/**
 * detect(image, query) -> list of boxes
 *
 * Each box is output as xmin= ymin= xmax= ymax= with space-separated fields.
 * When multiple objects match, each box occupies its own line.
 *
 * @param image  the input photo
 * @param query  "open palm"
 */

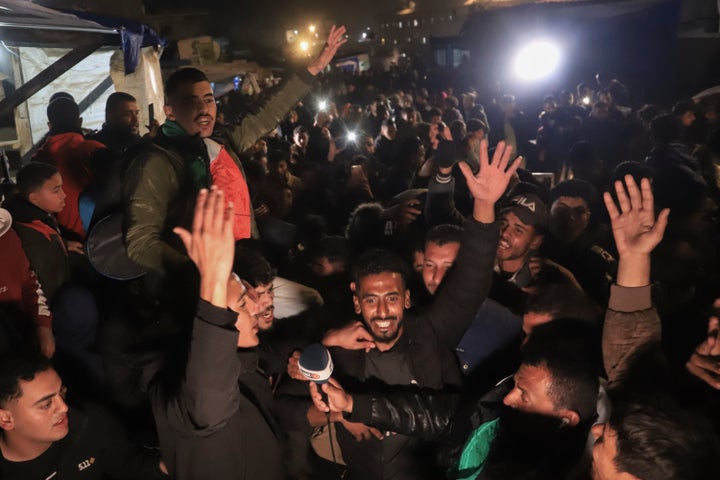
xmin=459 ymin=139 xmax=520 ymax=205
xmin=603 ymin=175 xmax=669 ymax=257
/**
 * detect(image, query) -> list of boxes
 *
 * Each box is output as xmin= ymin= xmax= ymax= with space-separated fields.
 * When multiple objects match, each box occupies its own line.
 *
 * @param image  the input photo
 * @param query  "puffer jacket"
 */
xmin=122 ymin=70 xmax=315 ymax=275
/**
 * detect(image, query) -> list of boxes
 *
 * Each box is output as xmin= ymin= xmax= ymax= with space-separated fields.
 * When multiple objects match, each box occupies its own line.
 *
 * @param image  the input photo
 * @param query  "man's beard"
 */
xmin=367 ymin=316 xmax=402 ymax=344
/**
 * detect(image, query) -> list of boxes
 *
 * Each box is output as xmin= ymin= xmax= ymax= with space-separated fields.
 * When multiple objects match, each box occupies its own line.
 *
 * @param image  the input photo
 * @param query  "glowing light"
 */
xmin=299 ymin=41 xmax=309 ymax=52
xmin=318 ymin=100 xmax=327 ymax=111
xmin=309 ymin=24 xmax=316 ymax=33
xmin=514 ymin=41 xmax=561 ymax=81
xmin=582 ymin=96 xmax=591 ymax=105
xmin=347 ymin=131 xmax=358 ymax=143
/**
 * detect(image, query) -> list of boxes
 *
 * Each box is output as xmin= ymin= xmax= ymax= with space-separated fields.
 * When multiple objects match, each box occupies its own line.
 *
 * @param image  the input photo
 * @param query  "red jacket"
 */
xmin=0 ymin=228 xmax=52 ymax=328
xmin=33 ymin=131 xmax=105 ymax=240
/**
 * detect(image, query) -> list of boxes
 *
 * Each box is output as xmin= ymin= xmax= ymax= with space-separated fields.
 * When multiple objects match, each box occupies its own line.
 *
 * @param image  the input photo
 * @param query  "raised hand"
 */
xmin=307 ymin=25 xmax=348 ymax=76
xmin=458 ymin=139 xmax=520 ymax=223
xmin=459 ymin=140 xmax=520 ymax=204
xmin=604 ymin=176 xmax=669 ymax=258
xmin=173 ymin=187 xmax=235 ymax=307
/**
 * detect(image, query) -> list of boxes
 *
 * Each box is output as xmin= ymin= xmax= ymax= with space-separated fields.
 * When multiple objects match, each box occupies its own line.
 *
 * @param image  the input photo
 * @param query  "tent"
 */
xmin=0 ymin=0 xmax=165 ymax=157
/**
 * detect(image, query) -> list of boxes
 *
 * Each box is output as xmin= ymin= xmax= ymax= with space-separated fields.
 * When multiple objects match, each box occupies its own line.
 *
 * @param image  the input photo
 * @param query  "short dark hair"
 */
xmin=613 ymin=161 xmax=653 ymax=185
xmin=525 ymin=281 xmax=602 ymax=325
xmin=164 ymin=67 xmax=209 ymax=101
xmin=234 ymin=242 xmax=276 ymax=288
xmin=16 ymin=162 xmax=59 ymax=199
xmin=650 ymin=114 xmax=680 ymax=143
xmin=521 ymin=320 xmax=601 ymax=422
xmin=351 ymin=248 xmax=408 ymax=289
xmin=47 ymin=97 xmax=80 ymax=131
xmin=610 ymin=401 xmax=720 ymax=480
xmin=308 ymin=235 xmax=351 ymax=264
xmin=671 ymin=99 xmax=695 ymax=117
xmin=293 ymin=125 xmax=308 ymax=136
xmin=105 ymin=91 xmax=137 ymax=115
xmin=428 ymin=107 xmax=442 ymax=118
xmin=549 ymin=179 xmax=597 ymax=210
xmin=425 ymin=224 xmax=463 ymax=249
xmin=0 ymin=354 xmax=52 ymax=407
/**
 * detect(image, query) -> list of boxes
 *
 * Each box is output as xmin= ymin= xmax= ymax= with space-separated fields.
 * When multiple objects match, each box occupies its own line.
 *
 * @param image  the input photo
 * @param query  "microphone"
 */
xmin=298 ymin=343 xmax=334 ymax=407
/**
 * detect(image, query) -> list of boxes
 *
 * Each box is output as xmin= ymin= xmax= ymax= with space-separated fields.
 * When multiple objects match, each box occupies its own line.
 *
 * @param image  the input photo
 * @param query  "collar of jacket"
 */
xmin=4 ymin=196 xmax=59 ymax=231
xmin=157 ymin=121 xmax=211 ymax=189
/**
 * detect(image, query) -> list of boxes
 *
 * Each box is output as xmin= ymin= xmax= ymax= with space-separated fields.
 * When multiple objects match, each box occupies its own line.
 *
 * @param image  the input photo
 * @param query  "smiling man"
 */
xmin=310 ymin=140 xmax=520 ymax=480
xmin=495 ymin=192 xmax=548 ymax=288
xmin=0 ymin=354 xmax=168 ymax=479
xmin=122 ymin=26 xmax=347 ymax=277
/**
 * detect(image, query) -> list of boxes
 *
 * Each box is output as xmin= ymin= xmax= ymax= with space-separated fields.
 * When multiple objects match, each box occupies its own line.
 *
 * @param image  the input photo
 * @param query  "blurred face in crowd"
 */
xmin=164 ymin=80 xmax=216 ymax=137
xmin=254 ymin=139 xmax=268 ymax=155
xmin=361 ymin=135 xmax=375 ymax=156
xmin=311 ymin=256 xmax=346 ymax=277
xmin=679 ymin=110 xmax=696 ymax=127
xmin=274 ymin=159 xmax=289 ymax=179
xmin=590 ymin=423 xmax=637 ymax=480
xmin=294 ymin=130 xmax=309 ymax=149
xmin=497 ymin=212 xmax=543 ymax=271
xmin=227 ymin=275 xmax=260 ymax=347
xmin=381 ymin=123 xmax=397 ymax=141
xmin=108 ymin=100 xmax=140 ymax=135
xmin=0 ymin=369 xmax=69 ymax=448
xmin=503 ymin=363 xmax=579 ymax=426
xmin=28 ymin=173 xmax=66 ymax=214
xmin=412 ymin=250 xmax=424 ymax=273
xmin=352 ymin=272 xmax=411 ymax=349
xmin=422 ymin=241 xmax=460 ymax=295
xmin=550 ymin=196 xmax=591 ymax=242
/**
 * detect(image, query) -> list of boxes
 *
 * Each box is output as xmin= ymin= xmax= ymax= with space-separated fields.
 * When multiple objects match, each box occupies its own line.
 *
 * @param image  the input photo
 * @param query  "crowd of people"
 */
xmin=1 ymin=23 xmax=720 ymax=480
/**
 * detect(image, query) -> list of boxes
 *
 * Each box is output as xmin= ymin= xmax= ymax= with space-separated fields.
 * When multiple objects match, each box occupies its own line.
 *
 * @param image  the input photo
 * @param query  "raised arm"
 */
xmin=602 ymin=175 xmax=669 ymax=387
xmin=423 ymin=140 xmax=520 ymax=348
xmin=229 ymin=26 xmax=347 ymax=152
xmin=162 ymin=188 xmax=243 ymax=432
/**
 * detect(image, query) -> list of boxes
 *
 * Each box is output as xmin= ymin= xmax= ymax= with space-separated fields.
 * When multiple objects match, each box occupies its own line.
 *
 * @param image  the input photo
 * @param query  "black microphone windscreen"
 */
xmin=298 ymin=343 xmax=334 ymax=384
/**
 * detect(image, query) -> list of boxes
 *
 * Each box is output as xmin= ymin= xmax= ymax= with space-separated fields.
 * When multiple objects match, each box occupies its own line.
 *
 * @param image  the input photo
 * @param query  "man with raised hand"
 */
xmin=305 ymin=140 xmax=520 ymax=480
xmin=146 ymin=187 xmax=286 ymax=480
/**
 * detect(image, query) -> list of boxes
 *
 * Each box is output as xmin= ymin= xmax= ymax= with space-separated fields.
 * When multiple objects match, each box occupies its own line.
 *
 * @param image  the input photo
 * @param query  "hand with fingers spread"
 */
xmin=604 ymin=176 xmax=669 ymax=258
xmin=458 ymin=139 xmax=521 ymax=223
xmin=686 ymin=299 xmax=720 ymax=390
xmin=173 ymin=187 xmax=235 ymax=307
xmin=603 ymin=176 xmax=669 ymax=287
xmin=307 ymin=25 xmax=348 ymax=76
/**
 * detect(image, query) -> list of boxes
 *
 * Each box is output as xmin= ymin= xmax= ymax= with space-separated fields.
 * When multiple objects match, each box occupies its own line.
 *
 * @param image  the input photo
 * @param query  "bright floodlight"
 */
xmin=299 ymin=41 xmax=309 ymax=52
xmin=309 ymin=24 xmax=316 ymax=33
xmin=514 ymin=41 xmax=560 ymax=81
xmin=318 ymin=100 xmax=327 ymax=111
xmin=347 ymin=131 xmax=357 ymax=143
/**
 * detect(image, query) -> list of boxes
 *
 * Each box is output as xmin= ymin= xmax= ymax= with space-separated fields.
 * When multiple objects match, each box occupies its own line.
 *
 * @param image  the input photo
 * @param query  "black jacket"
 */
xmin=328 ymin=217 xmax=500 ymax=480
xmin=147 ymin=301 xmax=283 ymax=480
xmin=5 ymin=196 xmax=69 ymax=304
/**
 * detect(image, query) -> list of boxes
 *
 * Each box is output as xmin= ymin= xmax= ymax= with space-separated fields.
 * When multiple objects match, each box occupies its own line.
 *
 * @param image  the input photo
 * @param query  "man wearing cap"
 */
xmin=495 ymin=192 xmax=549 ymax=288
xmin=540 ymin=179 xmax=616 ymax=306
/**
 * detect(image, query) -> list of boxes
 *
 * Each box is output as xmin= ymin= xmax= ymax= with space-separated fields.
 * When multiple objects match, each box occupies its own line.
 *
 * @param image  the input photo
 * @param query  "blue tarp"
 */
xmin=59 ymin=10 xmax=167 ymax=75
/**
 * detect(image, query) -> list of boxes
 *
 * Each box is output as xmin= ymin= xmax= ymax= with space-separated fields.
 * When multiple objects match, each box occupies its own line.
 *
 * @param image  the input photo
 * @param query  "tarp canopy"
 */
xmin=0 ymin=0 xmax=118 ymax=46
